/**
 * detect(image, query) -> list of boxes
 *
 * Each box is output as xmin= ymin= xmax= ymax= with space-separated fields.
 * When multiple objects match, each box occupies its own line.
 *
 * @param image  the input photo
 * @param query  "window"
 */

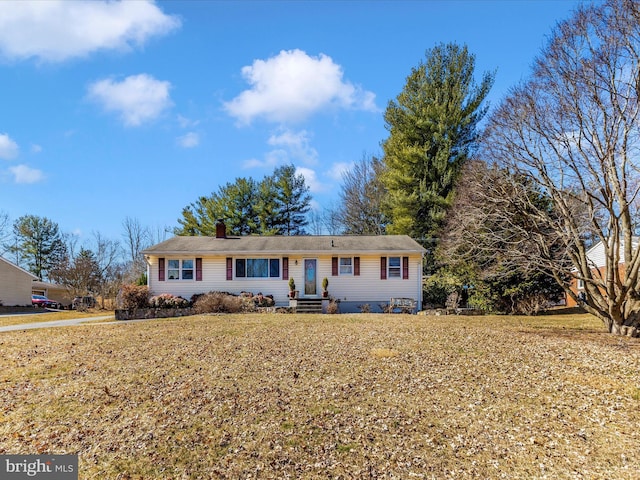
xmin=388 ymin=256 xmax=401 ymax=278
xmin=577 ymin=279 xmax=585 ymax=289
xmin=247 ymin=259 xmax=268 ymax=278
xmin=167 ymin=259 xmax=194 ymax=280
xmin=339 ymin=257 xmax=353 ymax=275
xmin=235 ymin=258 xmax=280 ymax=278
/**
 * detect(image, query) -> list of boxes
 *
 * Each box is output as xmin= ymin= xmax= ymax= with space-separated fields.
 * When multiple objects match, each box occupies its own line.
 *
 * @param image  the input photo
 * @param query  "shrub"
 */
xmin=423 ymin=271 xmax=462 ymax=309
xmin=193 ymin=292 xmax=245 ymax=314
xmin=358 ymin=303 xmax=371 ymax=313
xmin=326 ymin=300 xmax=340 ymax=314
xmin=119 ymin=284 xmax=150 ymax=310
xmin=135 ymin=272 xmax=148 ymax=286
xmin=149 ymin=293 xmax=189 ymax=309
xmin=253 ymin=292 xmax=275 ymax=308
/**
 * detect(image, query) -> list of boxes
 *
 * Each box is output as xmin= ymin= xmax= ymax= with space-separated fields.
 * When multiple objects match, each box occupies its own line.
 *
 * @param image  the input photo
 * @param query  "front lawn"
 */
xmin=0 ymin=313 xmax=638 ymax=478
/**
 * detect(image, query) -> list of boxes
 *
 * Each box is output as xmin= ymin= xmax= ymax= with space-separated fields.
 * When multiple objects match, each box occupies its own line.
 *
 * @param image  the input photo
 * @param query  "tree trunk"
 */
xmin=586 ymin=304 xmax=640 ymax=337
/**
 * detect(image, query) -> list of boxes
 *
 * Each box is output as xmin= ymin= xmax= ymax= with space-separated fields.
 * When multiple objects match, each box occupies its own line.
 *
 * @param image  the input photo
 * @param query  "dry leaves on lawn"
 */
xmin=0 ymin=313 xmax=638 ymax=479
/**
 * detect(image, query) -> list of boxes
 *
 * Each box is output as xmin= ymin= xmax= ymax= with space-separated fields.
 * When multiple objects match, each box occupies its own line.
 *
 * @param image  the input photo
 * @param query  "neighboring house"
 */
xmin=142 ymin=222 xmax=426 ymax=312
xmin=0 ymin=256 xmax=37 ymax=306
xmin=567 ymin=238 xmax=638 ymax=307
xmin=32 ymin=280 xmax=74 ymax=308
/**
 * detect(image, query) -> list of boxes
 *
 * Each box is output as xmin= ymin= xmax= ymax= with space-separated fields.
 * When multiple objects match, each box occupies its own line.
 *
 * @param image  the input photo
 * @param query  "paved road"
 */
xmin=0 ymin=315 xmax=115 ymax=333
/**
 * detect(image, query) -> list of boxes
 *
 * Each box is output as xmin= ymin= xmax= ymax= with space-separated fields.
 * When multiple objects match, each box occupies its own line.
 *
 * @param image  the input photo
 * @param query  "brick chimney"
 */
xmin=215 ymin=219 xmax=226 ymax=239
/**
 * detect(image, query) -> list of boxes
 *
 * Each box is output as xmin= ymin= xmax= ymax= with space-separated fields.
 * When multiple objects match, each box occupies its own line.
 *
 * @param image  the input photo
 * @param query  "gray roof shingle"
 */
xmin=143 ymin=235 xmax=426 ymax=256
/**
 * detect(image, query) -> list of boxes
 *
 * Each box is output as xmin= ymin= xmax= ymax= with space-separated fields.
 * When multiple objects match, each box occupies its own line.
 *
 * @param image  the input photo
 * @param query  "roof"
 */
xmin=32 ymin=280 xmax=68 ymax=291
xmin=143 ymin=235 xmax=426 ymax=256
xmin=0 ymin=256 xmax=38 ymax=279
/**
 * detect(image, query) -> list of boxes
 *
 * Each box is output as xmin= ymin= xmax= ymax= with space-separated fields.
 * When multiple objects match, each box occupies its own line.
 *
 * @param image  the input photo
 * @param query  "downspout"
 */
xmin=418 ymin=253 xmax=424 ymax=311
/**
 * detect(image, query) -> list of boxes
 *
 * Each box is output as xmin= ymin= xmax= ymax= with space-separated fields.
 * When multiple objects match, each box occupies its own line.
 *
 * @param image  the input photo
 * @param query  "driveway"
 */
xmin=0 ymin=315 xmax=115 ymax=333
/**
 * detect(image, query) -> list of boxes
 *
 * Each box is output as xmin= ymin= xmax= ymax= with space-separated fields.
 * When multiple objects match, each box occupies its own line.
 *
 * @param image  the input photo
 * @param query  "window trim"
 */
xmin=166 ymin=258 xmax=195 ymax=281
xmin=338 ymin=257 xmax=353 ymax=276
xmin=234 ymin=257 xmax=281 ymax=279
xmin=387 ymin=256 xmax=402 ymax=279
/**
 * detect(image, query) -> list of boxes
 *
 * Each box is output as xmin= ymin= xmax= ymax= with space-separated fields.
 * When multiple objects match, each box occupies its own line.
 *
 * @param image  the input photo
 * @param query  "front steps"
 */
xmin=290 ymin=298 xmax=323 ymax=314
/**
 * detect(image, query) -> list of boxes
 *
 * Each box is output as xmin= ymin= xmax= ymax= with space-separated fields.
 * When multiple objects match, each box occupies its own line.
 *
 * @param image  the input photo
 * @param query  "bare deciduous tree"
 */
xmin=338 ymin=154 xmax=388 ymax=235
xmin=122 ymin=217 xmax=150 ymax=264
xmin=122 ymin=216 xmax=151 ymax=282
xmin=93 ymin=231 xmax=122 ymax=308
xmin=0 ymin=210 xmax=10 ymax=256
xmin=49 ymin=247 xmax=101 ymax=299
xmin=481 ymin=0 xmax=640 ymax=335
xmin=440 ymin=161 xmax=567 ymax=314
xmin=307 ymin=210 xmax=325 ymax=235
xmin=321 ymin=203 xmax=344 ymax=235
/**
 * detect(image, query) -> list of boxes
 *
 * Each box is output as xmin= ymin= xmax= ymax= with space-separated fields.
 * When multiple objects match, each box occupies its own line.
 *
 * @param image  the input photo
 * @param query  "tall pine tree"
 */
xmin=269 ymin=165 xmax=311 ymax=236
xmin=382 ymin=43 xmax=494 ymax=256
xmin=176 ymin=165 xmax=311 ymax=236
xmin=11 ymin=215 xmax=67 ymax=281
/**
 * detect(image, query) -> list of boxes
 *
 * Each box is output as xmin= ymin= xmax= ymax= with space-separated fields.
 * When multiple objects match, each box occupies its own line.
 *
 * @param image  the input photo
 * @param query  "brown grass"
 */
xmin=0 ymin=313 xmax=638 ymax=479
xmin=0 ymin=310 xmax=114 ymax=327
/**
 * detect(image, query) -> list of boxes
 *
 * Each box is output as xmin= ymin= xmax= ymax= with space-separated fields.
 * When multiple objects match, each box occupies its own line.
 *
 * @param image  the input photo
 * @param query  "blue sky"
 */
xmin=0 ymin=0 xmax=592 ymax=245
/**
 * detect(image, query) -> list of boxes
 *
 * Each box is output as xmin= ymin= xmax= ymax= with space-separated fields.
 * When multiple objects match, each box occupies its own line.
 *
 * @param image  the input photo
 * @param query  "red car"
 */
xmin=32 ymin=294 xmax=60 ymax=309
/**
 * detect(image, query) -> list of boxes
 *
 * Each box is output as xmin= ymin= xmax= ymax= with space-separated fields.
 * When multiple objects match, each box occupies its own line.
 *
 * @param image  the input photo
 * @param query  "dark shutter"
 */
xmin=354 ymin=257 xmax=360 ymax=276
xmin=332 ymin=257 xmax=338 ymax=276
xmin=402 ymin=256 xmax=409 ymax=279
xmin=380 ymin=257 xmax=387 ymax=280
xmin=226 ymin=257 xmax=233 ymax=280
xmin=158 ymin=257 xmax=165 ymax=282
xmin=270 ymin=259 xmax=280 ymax=278
xmin=196 ymin=258 xmax=202 ymax=281
xmin=282 ymin=257 xmax=289 ymax=280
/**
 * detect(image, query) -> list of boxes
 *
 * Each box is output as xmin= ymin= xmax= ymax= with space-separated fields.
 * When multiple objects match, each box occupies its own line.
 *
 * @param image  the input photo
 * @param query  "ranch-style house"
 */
xmin=142 ymin=221 xmax=426 ymax=313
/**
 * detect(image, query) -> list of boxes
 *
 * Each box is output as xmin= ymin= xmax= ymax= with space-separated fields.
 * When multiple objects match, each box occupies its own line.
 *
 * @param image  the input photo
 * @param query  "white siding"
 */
xmin=148 ymin=253 xmax=423 ymax=307
xmin=0 ymin=259 xmax=35 ymax=306
xmin=585 ymin=242 xmax=607 ymax=269
xmin=321 ymin=254 xmax=422 ymax=304
xmin=585 ymin=239 xmax=638 ymax=269
xmin=148 ymin=256 xmax=292 ymax=304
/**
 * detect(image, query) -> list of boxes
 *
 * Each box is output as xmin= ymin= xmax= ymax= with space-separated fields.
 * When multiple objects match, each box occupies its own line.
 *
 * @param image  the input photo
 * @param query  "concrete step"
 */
xmin=291 ymin=298 xmax=323 ymax=314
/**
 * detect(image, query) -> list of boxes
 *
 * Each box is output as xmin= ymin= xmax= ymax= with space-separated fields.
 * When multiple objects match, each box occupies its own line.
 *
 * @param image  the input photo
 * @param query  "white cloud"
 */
xmin=242 ymin=158 xmax=264 ymax=169
xmin=9 ymin=164 xmax=44 ymax=184
xmin=224 ymin=49 xmax=377 ymax=125
xmin=267 ymin=129 xmax=318 ymax=165
xmin=177 ymin=132 xmax=199 ymax=148
xmin=296 ymin=166 xmax=326 ymax=194
xmin=242 ymin=128 xmax=320 ymax=169
xmin=31 ymin=144 xmax=42 ymax=153
xmin=326 ymin=162 xmax=352 ymax=181
xmin=0 ymin=0 xmax=180 ymax=63
xmin=177 ymin=114 xmax=199 ymax=129
xmin=0 ymin=133 xmax=19 ymax=159
xmin=87 ymin=74 xmax=172 ymax=126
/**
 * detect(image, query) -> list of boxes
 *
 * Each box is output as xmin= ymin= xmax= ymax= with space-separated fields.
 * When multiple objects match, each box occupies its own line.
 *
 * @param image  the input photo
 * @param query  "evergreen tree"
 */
xmin=269 ymin=164 xmax=311 ymax=235
xmin=10 ymin=215 xmax=67 ymax=281
xmin=382 ymin=43 xmax=494 ymax=250
xmin=177 ymin=177 xmax=260 ymax=236
xmin=176 ymin=165 xmax=311 ymax=236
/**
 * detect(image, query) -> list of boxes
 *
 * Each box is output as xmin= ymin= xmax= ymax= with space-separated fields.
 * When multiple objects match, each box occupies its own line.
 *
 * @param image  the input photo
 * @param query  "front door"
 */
xmin=304 ymin=259 xmax=317 ymax=296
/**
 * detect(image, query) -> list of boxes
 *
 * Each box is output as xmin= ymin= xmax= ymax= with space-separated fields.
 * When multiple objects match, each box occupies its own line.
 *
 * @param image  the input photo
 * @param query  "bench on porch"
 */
xmin=387 ymin=297 xmax=417 ymax=314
